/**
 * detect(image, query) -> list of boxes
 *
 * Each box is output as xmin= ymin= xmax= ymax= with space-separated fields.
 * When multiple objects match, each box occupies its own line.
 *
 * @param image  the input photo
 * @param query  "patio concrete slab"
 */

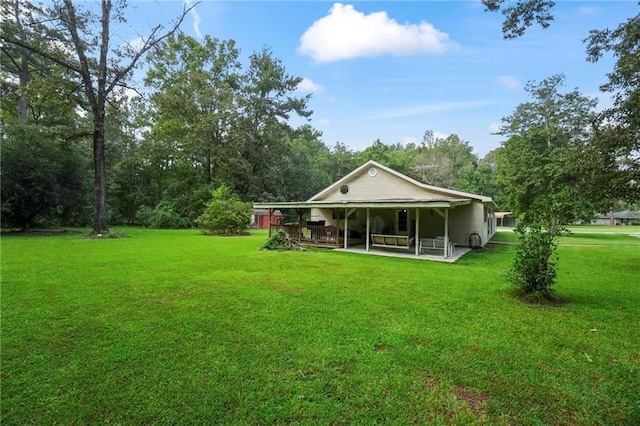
xmin=334 ymin=245 xmax=471 ymax=263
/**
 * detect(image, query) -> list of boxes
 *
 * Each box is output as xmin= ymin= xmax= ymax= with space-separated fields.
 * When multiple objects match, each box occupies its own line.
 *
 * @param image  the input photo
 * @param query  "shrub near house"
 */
xmin=195 ymin=185 xmax=252 ymax=235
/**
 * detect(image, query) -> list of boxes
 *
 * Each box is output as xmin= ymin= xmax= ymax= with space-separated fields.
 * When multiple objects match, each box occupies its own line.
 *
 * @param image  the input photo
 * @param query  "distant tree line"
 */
xmin=1 ymin=0 xmax=637 ymax=232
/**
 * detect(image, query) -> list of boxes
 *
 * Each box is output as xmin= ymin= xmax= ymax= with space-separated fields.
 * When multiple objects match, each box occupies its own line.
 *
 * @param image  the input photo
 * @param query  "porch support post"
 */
xmin=344 ymin=208 xmax=348 ymax=249
xmin=366 ymin=208 xmax=371 ymax=252
xmin=415 ymin=208 xmax=420 ymax=256
xmin=297 ymin=209 xmax=304 ymax=242
xmin=336 ymin=210 xmax=340 ymax=246
xmin=268 ymin=208 xmax=273 ymax=237
xmin=444 ymin=209 xmax=449 ymax=258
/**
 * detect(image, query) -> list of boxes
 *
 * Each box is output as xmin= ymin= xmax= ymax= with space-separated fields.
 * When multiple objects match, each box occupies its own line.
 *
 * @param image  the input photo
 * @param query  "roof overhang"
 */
xmin=254 ymin=199 xmax=473 ymax=210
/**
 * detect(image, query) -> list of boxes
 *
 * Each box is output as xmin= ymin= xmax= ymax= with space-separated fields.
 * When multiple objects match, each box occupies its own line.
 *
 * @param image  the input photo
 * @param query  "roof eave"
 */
xmin=254 ymin=199 xmax=473 ymax=210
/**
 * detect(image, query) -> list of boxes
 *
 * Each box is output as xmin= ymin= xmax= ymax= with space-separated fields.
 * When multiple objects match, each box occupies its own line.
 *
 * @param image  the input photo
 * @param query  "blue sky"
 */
xmin=123 ymin=1 xmax=638 ymax=157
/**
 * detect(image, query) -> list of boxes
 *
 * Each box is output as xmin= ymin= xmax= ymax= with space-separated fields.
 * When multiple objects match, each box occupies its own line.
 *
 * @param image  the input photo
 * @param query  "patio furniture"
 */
xmin=371 ymin=234 xmax=413 ymax=249
xmin=419 ymin=237 xmax=456 ymax=257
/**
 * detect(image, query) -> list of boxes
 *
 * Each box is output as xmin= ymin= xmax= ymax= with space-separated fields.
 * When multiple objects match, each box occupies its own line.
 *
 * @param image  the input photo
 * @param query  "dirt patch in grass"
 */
xmin=85 ymin=232 xmax=128 ymax=239
xmin=454 ymin=385 xmax=490 ymax=416
xmin=373 ymin=344 xmax=389 ymax=352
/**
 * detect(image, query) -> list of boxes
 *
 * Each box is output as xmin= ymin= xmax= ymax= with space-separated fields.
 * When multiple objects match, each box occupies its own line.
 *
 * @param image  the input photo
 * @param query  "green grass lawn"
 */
xmin=2 ymin=228 xmax=639 ymax=424
xmin=492 ymin=226 xmax=640 ymax=246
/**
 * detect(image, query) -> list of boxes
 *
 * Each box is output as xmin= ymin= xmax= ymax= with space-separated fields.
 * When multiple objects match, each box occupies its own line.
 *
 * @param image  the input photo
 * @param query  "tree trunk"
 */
xmin=92 ymin=108 xmax=109 ymax=234
xmin=16 ymin=0 xmax=29 ymax=125
xmin=609 ymin=206 xmax=615 ymax=227
xmin=18 ymin=51 xmax=29 ymax=124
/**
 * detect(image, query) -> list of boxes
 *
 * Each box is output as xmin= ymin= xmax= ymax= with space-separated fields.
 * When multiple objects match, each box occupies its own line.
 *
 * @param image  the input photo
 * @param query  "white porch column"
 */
xmin=415 ymin=208 xmax=420 ymax=256
xmin=366 ymin=208 xmax=371 ymax=251
xmin=344 ymin=208 xmax=348 ymax=249
xmin=444 ymin=209 xmax=449 ymax=258
xmin=336 ymin=211 xmax=340 ymax=247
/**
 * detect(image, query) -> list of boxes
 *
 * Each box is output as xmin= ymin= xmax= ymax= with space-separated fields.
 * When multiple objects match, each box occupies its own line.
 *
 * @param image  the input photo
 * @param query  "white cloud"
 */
xmin=578 ymin=6 xmax=599 ymax=16
xmin=373 ymin=101 xmax=490 ymax=119
xmin=297 ymin=78 xmax=324 ymax=92
xmin=124 ymin=88 xmax=141 ymax=100
xmin=126 ymin=36 xmax=145 ymax=53
xmin=185 ymin=0 xmax=203 ymax=39
xmin=318 ymin=118 xmax=331 ymax=127
xmin=433 ymin=131 xmax=450 ymax=140
xmin=401 ymin=136 xmax=418 ymax=145
xmin=488 ymin=123 xmax=502 ymax=134
xmin=496 ymin=75 xmax=520 ymax=90
xmin=298 ymin=3 xmax=455 ymax=63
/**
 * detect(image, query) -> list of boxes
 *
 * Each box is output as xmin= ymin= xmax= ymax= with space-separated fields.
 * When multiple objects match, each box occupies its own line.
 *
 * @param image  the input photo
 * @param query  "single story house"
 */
xmin=593 ymin=210 xmax=640 ymax=226
xmin=495 ymin=212 xmax=516 ymax=227
xmin=253 ymin=160 xmax=498 ymax=261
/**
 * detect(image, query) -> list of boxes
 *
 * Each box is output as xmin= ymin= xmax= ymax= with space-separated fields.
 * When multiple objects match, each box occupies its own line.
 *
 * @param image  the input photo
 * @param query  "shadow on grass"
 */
xmin=1 ymin=229 xmax=82 ymax=237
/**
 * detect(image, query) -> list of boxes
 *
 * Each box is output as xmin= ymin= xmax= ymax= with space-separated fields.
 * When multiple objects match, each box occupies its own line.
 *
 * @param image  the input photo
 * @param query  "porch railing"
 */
xmin=271 ymin=224 xmax=339 ymax=246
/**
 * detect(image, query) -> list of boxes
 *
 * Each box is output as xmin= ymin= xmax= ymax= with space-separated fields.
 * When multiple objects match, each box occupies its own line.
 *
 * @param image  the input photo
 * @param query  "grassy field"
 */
xmin=2 ymin=228 xmax=639 ymax=424
xmin=493 ymin=225 xmax=640 ymax=246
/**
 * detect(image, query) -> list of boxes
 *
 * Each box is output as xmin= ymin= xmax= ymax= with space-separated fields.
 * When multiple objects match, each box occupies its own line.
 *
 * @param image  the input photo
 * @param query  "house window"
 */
xmin=340 ymin=185 xmax=349 ymax=194
xmin=397 ymin=209 xmax=408 ymax=233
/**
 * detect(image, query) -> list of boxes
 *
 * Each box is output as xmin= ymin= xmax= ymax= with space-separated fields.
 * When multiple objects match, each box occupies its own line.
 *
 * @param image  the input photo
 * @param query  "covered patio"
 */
xmin=254 ymin=199 xmax=472 ymax=260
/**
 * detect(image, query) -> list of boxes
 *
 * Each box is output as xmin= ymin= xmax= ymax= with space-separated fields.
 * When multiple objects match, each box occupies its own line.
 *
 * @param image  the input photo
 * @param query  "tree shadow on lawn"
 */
xmin=1 ymin=229 xmax=82 ymax=237
xmin=511 ymin=291 xmax=570 ymax=307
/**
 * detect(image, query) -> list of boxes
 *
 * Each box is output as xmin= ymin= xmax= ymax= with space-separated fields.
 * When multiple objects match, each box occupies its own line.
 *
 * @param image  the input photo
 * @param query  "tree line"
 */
xmin=2 ymin=0 xmax=638 ymax=234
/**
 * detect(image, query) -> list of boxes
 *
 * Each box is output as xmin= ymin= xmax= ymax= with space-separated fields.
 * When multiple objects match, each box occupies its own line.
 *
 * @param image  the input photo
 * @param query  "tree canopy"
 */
xmin=484 ymin=0 xmax=639 ymax=206
xmin=495 ymin=75 xmax=598 ymax=228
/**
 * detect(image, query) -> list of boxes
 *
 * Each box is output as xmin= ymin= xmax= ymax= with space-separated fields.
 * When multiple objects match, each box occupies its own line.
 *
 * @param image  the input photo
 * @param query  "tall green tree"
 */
xmin=412 ymin=131 xmax=478 ymax=190
xmin=3 ymin=0 xmax=193 ymax=235
xmin=145 ymin=33 xmax=242 ymax=187
xmin=1 ymin=126 xmax=91 ymax=229
xmin=325 ymin=142 xmax=356 ymax=182
xmin=483 ymin=0 xmax=640 ymax=205
xmin=1 ymin=0 xmax=66 ymax=126
xmin=491 ymin=74 xmax=597 ymax=301
xmin=354 ymin=139 xmax=415 ymax=176
xmin=496 ymin=74 xmax=597 ymax=229
xmin=482 ymin=0 xmax=555 ymax=39
xmin=584 ymin=12 xmax=640 ymax=204
xmin=280 ymin=125 xmax=332 ymax=200
xmin=105 ymin=95 xmax=152 ymax=224
xmin=232 ymin=47 xmax=312 ymax=201
xmin=1 ymin=0 xmax=86 ymax=133
xmin=1 ymin=0 xmax=92 ymax=228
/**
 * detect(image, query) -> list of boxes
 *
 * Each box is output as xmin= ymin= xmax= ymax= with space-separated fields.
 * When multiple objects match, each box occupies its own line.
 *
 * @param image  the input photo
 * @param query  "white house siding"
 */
xmin=449 ymin=202 xmax=489 ymax=247
xmin=310 ymin=209 xmax=331 ymax=223
xmin=317 ymin=167 xmax=450 ymax=202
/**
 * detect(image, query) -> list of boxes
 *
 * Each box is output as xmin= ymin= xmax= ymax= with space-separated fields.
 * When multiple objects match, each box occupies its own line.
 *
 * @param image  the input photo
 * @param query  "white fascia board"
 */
xmin=254 ymin=199 xmax=472 ymax=210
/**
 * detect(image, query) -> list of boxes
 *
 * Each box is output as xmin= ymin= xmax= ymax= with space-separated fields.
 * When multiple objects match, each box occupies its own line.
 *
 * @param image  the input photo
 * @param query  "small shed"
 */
xmin=252 ymin=209 xmax=283 ymax=229
xmin=495 ymin=212 xmax=516 ymax=227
